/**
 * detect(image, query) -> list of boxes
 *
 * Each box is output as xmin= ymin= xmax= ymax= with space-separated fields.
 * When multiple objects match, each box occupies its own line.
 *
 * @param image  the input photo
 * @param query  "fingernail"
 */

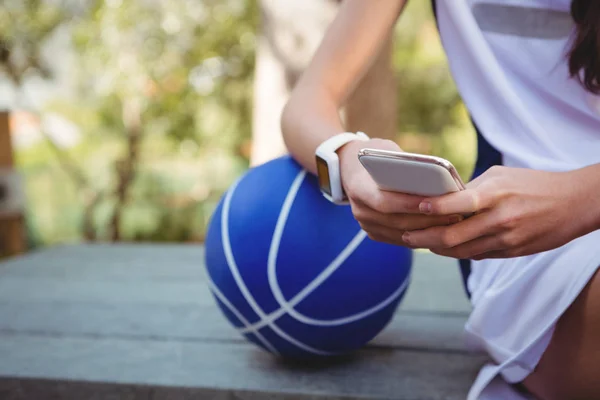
xmin=449 ymin=215 xmax=463 ymax=224
xmin=419 ymin=202 xmax=432 ymax=214
xmin=402 ymin=232 xmax=411 ymax=245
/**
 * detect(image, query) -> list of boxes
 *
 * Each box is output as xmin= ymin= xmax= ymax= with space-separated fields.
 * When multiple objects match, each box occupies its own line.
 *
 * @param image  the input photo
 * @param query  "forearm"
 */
xmin=280 ymin=0 xmax=407 ymax=175
xmin=571 ymin=163 xmax=600 ymax=233
xmin=281 ymin=88 xmax=345 ymax=175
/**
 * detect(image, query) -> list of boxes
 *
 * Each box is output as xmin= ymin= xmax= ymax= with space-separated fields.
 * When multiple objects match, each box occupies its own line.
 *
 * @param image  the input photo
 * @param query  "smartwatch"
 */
xmin=315 ymin=131 xmax=369 ymax=205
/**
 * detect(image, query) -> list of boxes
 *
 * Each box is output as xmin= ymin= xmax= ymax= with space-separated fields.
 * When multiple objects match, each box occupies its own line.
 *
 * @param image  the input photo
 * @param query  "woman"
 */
xmin=281 ymin=1 xmax=600 ymax=399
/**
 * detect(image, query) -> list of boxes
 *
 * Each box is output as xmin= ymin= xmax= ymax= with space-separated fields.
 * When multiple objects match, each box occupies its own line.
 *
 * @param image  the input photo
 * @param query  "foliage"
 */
xmin=3 ymin=0 xmax=475 ymax=247
xmin=0 ymin=0 xmax=69 ymax=85
xmin=6 ymin=0 xmax=258 ymax=245
xmin=393 ymin=0 xmax=476 ymax=179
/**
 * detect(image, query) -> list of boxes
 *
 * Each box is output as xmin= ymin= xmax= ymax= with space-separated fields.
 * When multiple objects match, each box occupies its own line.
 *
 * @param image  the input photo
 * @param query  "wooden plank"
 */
xmin=0 ymin=245 xmax=482 ymax=399
xmin=0 ymin=244 xmax=471 ymax=313
xmin=402 ymin=252 xmax=472 ymax=313
xmin=0 ymin=246 xmax=470 ymax=353
xmin=0 ymin=335 xmax=485 ymax=400
xmin=0 ymin=243 xmax=207 ymax=280
xmin=0 ymin=111 xmax=25 ymax=257
xmin=0 ymin=378 xmax=375 ymax=400
xmin=0 ymin=301 xmax=469 ymax=352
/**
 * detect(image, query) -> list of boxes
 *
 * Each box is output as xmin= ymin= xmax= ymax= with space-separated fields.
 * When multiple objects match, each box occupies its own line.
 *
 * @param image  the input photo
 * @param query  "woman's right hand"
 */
xmin=338 ymin=138 xmax=463 ymax=246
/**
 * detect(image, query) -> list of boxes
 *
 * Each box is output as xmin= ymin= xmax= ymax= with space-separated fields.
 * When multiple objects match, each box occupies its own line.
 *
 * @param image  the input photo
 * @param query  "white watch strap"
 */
xmin=356 ymin=131 xmax=368 ymax=140
xmin=315 ymin=131 xmax=369 ymax=154
xmin=315 ymin=131 xmax=369 ymax=205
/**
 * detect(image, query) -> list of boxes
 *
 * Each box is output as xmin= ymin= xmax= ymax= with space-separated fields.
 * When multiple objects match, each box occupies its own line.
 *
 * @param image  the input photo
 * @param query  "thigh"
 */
xmin=524 ymin=268 xmax=600 ymax=400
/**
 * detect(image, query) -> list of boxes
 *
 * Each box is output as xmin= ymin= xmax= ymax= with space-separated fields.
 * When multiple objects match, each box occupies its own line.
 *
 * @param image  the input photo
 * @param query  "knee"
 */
xmin=523 ymin=269 xmax=600 ymax=400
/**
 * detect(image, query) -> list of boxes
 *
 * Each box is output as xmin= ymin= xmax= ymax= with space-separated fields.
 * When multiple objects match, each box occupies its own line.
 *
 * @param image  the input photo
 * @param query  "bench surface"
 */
xmin=0 ymin=244 xmax=486 ymax=399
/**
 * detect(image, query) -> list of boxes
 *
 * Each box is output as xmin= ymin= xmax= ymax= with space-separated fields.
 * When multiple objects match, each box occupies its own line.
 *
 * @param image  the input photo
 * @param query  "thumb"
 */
xmin=418 ymin=188 xmax=489 ymax=215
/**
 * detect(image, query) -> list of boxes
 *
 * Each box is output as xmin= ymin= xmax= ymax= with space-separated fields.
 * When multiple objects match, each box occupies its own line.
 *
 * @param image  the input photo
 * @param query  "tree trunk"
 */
xmin=251 ymin=0 xmax=397 ymax=166
xmin=109 ymin=98 xmax=143 ymax=242
xmin=0 ymin=111 xmax=25 ymax=256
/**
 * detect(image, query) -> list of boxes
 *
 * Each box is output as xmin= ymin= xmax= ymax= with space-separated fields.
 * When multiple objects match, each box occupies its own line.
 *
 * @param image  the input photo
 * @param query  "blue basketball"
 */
xmin=204 ymin=156 xmax=412 ymax=358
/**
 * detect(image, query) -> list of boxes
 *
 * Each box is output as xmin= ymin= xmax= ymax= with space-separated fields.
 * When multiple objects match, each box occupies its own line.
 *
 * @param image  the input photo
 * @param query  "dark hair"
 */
xmin=569 ymin=0 xmax=600 ymax=94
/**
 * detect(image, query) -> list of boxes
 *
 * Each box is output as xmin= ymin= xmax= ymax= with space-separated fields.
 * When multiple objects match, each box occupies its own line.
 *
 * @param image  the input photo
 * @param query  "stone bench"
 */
xmin=0 ymin=244 xmax=486 ymax=399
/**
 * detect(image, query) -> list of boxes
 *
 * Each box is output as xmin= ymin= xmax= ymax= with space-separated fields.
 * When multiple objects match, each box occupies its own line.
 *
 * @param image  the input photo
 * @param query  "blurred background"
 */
xmin=0 ymin=0 xmax=476 ymax=256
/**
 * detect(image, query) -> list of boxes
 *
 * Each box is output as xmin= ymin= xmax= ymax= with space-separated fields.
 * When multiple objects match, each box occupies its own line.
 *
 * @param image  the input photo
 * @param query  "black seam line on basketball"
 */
xmin=0 ymin=328 xmax=476 ymax=356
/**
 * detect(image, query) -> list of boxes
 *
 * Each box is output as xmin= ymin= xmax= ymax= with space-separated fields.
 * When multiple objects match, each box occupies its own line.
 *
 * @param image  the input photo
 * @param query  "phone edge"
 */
xmin=357 ymin=148 xmax=466 ymax=191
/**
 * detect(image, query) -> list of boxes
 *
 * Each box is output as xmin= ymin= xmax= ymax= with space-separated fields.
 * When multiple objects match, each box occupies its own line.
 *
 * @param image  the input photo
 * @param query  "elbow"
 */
xmin=280 ymin=94 xmax=300 ymax=153
xmin=280 ymin=100 xmax=292 ymax=151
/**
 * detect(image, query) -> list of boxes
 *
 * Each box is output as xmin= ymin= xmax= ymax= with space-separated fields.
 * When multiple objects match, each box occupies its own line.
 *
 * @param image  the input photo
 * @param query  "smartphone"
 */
xmin=357 ymin=148 xmax=465 ymax=197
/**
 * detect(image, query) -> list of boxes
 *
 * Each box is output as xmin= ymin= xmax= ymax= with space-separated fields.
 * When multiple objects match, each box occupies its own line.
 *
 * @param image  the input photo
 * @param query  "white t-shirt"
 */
xmin=435 ymin=1 xmax=600 ymax=399
xmin=437 ymin=0 xmax=600 ymax=172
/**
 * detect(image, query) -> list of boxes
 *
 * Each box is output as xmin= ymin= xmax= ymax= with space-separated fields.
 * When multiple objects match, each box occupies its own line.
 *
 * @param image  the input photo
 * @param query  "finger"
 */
xmin=431 ymin=235 xmax=505 ymax=259
xmin=359 ymin=223 xmax=410 ymax=247
xmin=390 ymin=213 xmax=463 ymax=231
xmin=357 ymin=189 xmax=426 ymax=215
xmin=464 ymin=172 xmax=488 ymax=189
xmin=355 ymin=207 xmax=463 ymax=231
xmin=472 ymin=251 xmax=512 ymax=260
xmin=472 ymin=245 xmax=537 ymax=260
xmin=403 ymin=211 xmax=499 ymax=249
xmin=418 ymin=187 xmax=494 ymax=216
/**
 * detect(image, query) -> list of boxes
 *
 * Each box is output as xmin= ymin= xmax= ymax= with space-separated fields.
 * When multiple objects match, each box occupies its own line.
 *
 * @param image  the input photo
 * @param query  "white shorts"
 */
xmin=465 ymin=229 xmax=600 ymax=399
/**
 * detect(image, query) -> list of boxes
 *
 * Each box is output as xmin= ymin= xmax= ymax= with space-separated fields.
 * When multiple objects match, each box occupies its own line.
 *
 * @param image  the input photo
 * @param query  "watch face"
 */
xmin=316 ymin=155 xmax=332 ymax=196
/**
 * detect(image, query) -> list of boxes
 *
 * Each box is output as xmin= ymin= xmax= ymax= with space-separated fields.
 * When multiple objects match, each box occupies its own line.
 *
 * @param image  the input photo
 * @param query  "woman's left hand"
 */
xmin=400 ymin=165 xmax=600 ymax=260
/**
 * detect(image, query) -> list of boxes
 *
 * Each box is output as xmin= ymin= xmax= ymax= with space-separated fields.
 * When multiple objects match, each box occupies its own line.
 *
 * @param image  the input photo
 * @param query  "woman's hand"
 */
xmin=402 ymin=165 xmax=599 ymax=260
xmin=338 ymin=138 xmax=462 ymax=244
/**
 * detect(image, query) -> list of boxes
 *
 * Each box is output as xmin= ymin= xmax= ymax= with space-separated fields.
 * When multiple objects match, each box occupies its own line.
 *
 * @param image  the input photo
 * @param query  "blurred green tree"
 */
xmin=1 ymin=0 xmax=474 ymax=246
xmin=3 ymin=0 xmax=259 ymax=243
xmin=0 ymin=0 xmax=68 ymax=85
xmin=57 ymin=0 xmax=258 ymax=241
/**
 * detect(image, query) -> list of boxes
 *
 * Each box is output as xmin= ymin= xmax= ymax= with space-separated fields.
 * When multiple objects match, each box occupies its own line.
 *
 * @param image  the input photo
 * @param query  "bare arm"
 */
xmin=282 ymin=0 xmax=459 ymax=244
xmin=281 ymin=0 xmax=408 ymax=174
